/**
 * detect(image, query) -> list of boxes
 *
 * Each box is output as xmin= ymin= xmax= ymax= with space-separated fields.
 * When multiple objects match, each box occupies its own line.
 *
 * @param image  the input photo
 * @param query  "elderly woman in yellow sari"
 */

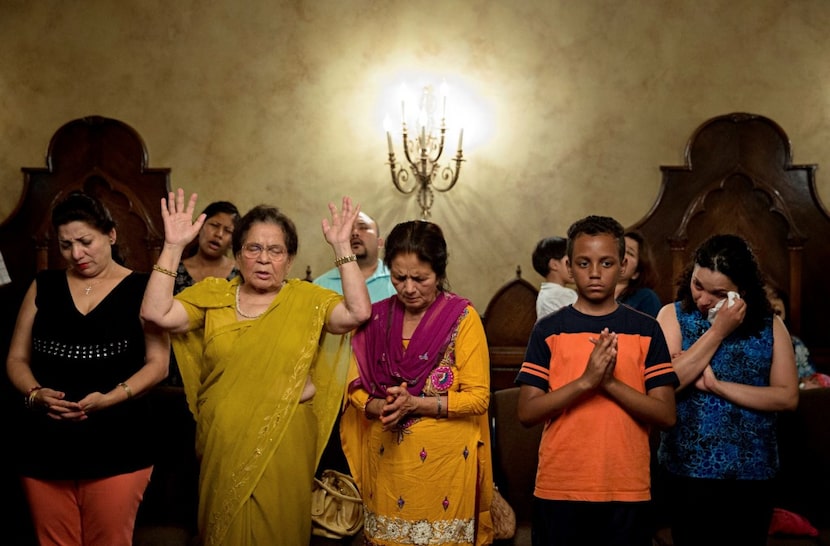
xmin=141 ymin=189 xmax=371 ymax=546
xmin=341 ymin=220 xmax=495 ymax=546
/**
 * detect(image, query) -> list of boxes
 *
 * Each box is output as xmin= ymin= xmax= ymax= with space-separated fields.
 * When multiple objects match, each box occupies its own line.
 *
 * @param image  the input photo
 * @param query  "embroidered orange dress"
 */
xmin=341 ymin=296 xmax=494 ymax=546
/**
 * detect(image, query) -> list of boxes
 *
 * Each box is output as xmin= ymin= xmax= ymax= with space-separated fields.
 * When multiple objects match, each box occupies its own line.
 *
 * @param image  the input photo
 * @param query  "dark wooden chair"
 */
xmin=490 ymin=386 xmax=543 ymax=546
xmin=482 ymin=266 xmax=538 ymax=391
xmin=0 ymin=116 xmax=198 ymax=546
xmin=629 ymin=112 xmax=830 ymax=370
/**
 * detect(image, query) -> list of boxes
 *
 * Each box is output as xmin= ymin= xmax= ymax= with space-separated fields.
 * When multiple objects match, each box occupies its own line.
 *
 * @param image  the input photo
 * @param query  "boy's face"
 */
xmin=567 ymin=233 xmax=622 ymax=303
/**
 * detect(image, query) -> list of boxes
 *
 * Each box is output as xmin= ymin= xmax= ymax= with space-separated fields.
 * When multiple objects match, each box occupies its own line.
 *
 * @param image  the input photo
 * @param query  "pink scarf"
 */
xmin=350 ymin=292 xmax=470 ymax=398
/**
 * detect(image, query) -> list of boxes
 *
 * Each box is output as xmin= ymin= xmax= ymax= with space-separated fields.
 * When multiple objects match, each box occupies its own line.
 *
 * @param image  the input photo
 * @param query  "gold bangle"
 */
xmin=25 ymin=386 xmax=42 ymax=409
xmin=117 ymin=382 xmax=133 ymax=399
xmin=334 ymin=254 xmax=357 ymax=267
xmin=152 ymin=264 xmax=178 ymax=278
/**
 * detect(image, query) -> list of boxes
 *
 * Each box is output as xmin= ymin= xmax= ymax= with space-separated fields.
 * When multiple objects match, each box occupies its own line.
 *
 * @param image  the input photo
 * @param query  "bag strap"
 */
xmin=315 ymin=470 xmax=361 ymax=501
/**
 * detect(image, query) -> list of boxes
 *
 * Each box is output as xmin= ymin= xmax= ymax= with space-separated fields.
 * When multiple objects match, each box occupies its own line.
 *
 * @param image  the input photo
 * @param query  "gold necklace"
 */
xmin=235 ymin=285 xmax=265 ymax=319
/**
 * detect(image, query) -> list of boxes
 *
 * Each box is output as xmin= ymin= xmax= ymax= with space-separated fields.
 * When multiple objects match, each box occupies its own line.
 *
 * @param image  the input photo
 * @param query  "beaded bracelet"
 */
xmin=334 ymin=254 xmax=357 ymax=267
xmin=117 ymin=382 xmax=133 ymax=399
xmin=152 ymin=264 xmax=178 ymax=278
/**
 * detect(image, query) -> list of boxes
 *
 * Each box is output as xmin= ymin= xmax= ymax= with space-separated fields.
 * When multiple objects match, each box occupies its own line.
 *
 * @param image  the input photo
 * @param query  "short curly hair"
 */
xmin=566 ymin=215 xmax=625 ymax=262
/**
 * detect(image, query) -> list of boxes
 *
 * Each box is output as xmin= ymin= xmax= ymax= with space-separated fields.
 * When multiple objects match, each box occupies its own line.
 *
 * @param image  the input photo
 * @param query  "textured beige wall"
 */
xmin=1 ymin=0 xmax=829 ymax=309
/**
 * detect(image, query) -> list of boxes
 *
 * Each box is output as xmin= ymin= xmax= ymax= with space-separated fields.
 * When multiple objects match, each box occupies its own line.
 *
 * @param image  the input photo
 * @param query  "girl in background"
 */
xmin=616 ymin=231 xmax=661 ymax=317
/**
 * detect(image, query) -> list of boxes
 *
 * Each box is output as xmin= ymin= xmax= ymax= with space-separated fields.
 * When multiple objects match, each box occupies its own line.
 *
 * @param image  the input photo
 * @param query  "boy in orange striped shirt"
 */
xmin=516 ymin=215 xmax=678 ymax=546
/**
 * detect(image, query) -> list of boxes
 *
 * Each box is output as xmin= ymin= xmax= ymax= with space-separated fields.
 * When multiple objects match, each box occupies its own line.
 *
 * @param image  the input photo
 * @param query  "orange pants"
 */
xmin=21 ymin=466 xmax=153 ymax=546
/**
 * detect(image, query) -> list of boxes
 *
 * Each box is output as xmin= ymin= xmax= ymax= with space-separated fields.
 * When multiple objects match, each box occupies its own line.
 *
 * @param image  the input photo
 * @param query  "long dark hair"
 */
xmin=51 ymin=190 xmax=124 ymax=265
xmin=618 ymin=230 xmax=658 ymax=301
xmin=676 ymin=234 xmax=772 ymax=337
xmin=383 ymin=220 xmax=450 ymax=292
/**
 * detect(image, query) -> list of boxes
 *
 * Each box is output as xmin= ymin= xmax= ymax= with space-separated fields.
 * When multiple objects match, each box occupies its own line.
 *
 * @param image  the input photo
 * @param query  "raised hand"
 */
xmin=321 ymin=196 xmax=361 ymax=248
xmin=160 ymin=188 xmax=206 ymax=250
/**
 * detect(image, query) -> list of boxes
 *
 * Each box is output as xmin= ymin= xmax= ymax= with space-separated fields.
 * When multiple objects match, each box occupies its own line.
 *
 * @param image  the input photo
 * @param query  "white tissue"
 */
xmin=707 ymin=291 xmax=740 ymax=323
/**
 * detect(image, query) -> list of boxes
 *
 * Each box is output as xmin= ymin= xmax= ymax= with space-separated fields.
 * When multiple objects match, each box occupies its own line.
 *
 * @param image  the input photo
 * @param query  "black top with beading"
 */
xmin=16 ymin=269 xmax=156 ymax=480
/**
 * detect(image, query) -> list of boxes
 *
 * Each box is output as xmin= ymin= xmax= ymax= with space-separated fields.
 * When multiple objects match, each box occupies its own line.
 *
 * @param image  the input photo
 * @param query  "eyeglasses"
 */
xmin=241 ymin=243 xmax=288 ymax=261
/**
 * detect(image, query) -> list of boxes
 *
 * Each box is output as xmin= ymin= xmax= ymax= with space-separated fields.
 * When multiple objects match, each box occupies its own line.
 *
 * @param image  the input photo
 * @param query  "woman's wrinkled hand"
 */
xmin=321 ymin=197 xmax=360 ymax=248
xmin=380 ymin=381 xmax=417 ymax=431
xmin=161 ymin=188 xmax=206 ymax=250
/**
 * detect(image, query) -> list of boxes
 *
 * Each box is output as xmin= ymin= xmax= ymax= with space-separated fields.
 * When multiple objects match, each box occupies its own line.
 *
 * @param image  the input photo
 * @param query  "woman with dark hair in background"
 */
xmin=174 ymin=200 xmax=240 ymax=294
xmin=6 ymin=190 xmax=169 ymax=545
xmin=341 ymin=220 xmax=494 ymax=545
xmin=616 ymin=230 xmax=662 ymax=317
xmin=656 ymin=234 xmax=798 ymax=546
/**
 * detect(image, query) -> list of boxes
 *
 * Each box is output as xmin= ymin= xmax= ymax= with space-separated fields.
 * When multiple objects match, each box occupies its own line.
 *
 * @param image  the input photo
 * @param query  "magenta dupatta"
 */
xmin=350 ymin=291 xmax=470 ymax=398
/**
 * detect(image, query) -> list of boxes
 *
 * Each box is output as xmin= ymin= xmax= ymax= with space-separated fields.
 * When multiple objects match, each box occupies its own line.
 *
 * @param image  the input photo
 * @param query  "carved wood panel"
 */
xmin=0 ymin=116 xmax=170 ymax=361
xmin=482 ymin=267 xmax=539 ymax=391
xmin=630 ymin=113 xmax=830 ymax=368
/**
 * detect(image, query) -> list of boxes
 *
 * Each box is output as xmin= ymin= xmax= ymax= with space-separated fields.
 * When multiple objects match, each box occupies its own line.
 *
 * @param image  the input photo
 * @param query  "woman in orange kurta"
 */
xmin=341 ymin=220 xmax=494 ymax=546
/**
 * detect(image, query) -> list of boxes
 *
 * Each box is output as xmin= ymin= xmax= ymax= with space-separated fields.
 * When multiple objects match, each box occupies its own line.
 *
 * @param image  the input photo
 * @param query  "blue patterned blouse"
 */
xmin=658 ymin=301 xmax=779 ymax=480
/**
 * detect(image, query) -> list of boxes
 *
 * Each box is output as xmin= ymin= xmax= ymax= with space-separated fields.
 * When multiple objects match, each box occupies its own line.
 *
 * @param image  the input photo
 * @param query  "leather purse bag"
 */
xmin=311 ymin=469 xmax=364 ymax=538
xmin=492 ymin=485 xmax=517 ymax=540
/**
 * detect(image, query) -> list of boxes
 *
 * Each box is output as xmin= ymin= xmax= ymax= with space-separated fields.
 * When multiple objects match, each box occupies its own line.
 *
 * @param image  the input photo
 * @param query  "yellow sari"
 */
xmin=173 ymin=277 xmax=349 ymax=546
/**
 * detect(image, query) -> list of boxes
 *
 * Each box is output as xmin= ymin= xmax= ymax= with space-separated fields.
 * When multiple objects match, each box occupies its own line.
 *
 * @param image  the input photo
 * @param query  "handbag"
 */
xmin=311 ymin=469 xmax=364 ymax=539
xmin=491 ymin=485 xmax=516 ymax=540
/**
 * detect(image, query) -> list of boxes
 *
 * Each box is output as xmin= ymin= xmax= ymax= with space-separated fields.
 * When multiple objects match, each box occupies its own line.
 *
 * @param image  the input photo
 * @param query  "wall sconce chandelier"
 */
xmin=385 ymin=83 xmax=464 ymax=220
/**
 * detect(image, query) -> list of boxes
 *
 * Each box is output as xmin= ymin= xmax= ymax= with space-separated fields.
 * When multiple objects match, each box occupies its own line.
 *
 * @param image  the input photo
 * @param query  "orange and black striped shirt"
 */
xmin=516 ymin=304 xmax=678 ymax=503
